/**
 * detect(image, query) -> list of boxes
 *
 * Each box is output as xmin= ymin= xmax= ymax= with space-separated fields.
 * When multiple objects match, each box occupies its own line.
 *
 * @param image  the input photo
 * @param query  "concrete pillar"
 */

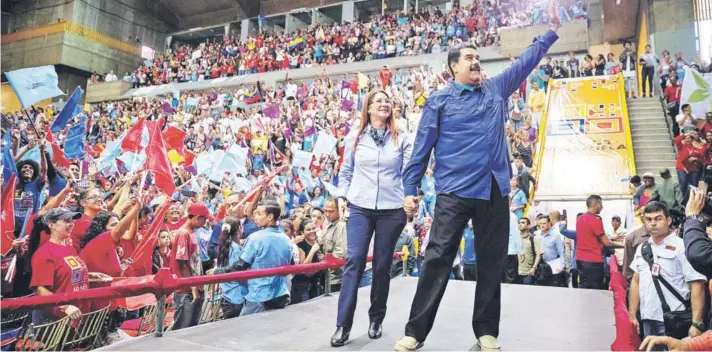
xmin=241 ymin=19 xmax=250 ymax=41
xmin=404 ymin=0 xmax=409 ymax=13
xmin=165 ymin=35 xmax=172 ymax=51
xmin=459 ymin=0 xmax=474 ymax=8
xmin=224 ymin=23 xmax=230 ymax=39
xmin=648 ymin=0 xmax=696 ymax=59
xmin=342 ymin=1 xmax=355 ymax=23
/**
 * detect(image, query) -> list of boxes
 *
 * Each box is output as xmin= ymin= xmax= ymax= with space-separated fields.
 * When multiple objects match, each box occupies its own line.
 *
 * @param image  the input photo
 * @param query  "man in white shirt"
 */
xmin=628 ymin=201 xmax=706 ymax=339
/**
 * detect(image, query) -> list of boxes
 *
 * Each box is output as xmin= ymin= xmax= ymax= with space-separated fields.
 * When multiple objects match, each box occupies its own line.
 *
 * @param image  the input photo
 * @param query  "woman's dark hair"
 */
xmin=26 ymin=215 xmax=50 ymax=267
xmin=80 ymin=211 xmax=118 ymax=249
xmin=298 ymin=218 xmax=313 ymax=235
xmin=16 ymin=160 xmax=39 ymax=183
xmin=217 ymin=216 xmax=242 ymax=267
xmin=139 ymin=205 xmax=153 ymax=220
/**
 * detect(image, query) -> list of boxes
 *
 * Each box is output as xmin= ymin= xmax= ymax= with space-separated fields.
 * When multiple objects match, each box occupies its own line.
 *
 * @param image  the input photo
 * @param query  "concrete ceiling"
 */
xmin=156 ymin=0 xmax=260 ymax=29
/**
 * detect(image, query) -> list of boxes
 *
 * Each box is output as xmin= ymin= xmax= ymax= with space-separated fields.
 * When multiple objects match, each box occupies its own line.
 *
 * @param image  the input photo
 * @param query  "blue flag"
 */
xmin=64 ymin=117 xmax=87 ymax=160
xmin=51 ymin=87 xmax=83 ymax=133
xmin=2 ymin=132 xmax=17 ymax=187
xmin=4 ymin=65 xmax=64 ymax=109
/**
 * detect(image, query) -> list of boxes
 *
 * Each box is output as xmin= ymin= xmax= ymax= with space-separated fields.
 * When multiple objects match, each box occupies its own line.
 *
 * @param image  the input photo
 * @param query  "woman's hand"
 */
xmin=293 ymin=235 xmax=305 ymax=245
xmin=63 ymin=305 xmax=82 ymax=320
xmin=88 ymin=272 xmax=113 ymax=283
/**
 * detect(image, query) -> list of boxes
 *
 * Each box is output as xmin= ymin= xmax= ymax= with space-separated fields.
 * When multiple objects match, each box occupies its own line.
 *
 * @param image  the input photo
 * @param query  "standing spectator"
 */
xmin=566 ymin=51 xmax=580 ymax=77
xmin=651 ymin=168 xmax=682 ymax=209
xmin=461 ymin=220 xmax=476 ymax=281
xmin=527 ymin=81 xmax=546 ymax=128
xmin=380 ymin=65 xmax=393 ymax=89
xmin=664 ymin=76 xmax=682 ymax=136
xmin=509 ymin=177 xmax=527 ymax=219
xmin=575 ymin=195 xmax=624 ymax=289
xmin=628 ymin=201 xmax=706 ymax=339
xmin=536 ymin=215 xmax=565 ymax=287
xmin=210 ymin=217 xmax=246 ymax=319
xmin=320 ymin=197 xmax=347 ymax=292
xmin=640 ymin=44 xmax=658 ymax=97
xmin=212 ymin=199 xmax=294 ymax=315
xmin=170 ymin=203 xmax=214 ymax=330
xmin=518 ymin=217 xmax=542 ymax=285
xmin=502 ymin=212 xmax=523 ymax=284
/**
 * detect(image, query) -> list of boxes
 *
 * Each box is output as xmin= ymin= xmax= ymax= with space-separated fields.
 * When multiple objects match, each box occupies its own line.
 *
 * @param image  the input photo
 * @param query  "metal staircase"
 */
xmin=628 ymin=97 xmax=677 ymax=180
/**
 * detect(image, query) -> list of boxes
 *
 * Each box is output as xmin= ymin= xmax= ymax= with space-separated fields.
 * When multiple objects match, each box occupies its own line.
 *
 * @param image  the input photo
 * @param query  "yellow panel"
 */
xmin=531 ymin=75 xmax=636 ymax=200
xmin=1 ymin=83 xmax=52 ymax=113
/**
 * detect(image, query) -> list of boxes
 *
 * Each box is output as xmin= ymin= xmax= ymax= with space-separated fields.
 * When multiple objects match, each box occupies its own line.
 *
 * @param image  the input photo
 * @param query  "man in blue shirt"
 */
xmin=536 ymin=215 xmax=565 ymax=287
xmin=396 ymin=8 xmax=560 ymax=351
xmin=212 ymin=198 xmax=294 ymax=316
xmin=462 ymin=221 xmax=476 ymax=281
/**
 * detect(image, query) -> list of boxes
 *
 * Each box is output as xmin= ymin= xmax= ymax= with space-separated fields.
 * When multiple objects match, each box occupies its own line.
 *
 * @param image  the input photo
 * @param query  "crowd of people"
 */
xmin=85 ymin=0 xmax=589 ymax=87
xmin=7 ymin=1 xmax=712 ymax=350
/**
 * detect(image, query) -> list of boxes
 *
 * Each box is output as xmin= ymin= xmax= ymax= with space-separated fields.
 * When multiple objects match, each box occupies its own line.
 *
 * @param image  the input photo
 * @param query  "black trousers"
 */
xmin=405 ymin=184 xmax=509 ymax=341
xmin=502 ymin=255 xmax=518 ymax=283
xmin=642 ymin=66 xmax=655 ymax=96
xmin=464 ymin=263 xmax=478 ymax=281
xmin=577 ymin=261 xmax=605 ymax=290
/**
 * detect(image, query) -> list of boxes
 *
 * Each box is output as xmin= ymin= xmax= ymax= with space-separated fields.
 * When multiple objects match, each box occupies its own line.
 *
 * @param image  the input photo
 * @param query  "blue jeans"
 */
xmin=336 ymin=205 xmax=407 ymax=328
xmin=519 ymin=275 xmax=536 ymax=285
xmin=423 ymin=198 xmax=435 ymax=217
xmin=240 ymin=295 xmax=289 ymax=317
xmin=677 ymin=169 xmax=700 ymax=199
xmin=642 ymin=319 xmax=666 ymax=338
xmin=359 ymin=270 xmax=373 ymax=287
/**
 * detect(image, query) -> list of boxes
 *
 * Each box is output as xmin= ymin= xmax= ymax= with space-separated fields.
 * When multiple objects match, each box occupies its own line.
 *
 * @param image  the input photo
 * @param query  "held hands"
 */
xmin=403 ymin=196 xmax=418 ymax=215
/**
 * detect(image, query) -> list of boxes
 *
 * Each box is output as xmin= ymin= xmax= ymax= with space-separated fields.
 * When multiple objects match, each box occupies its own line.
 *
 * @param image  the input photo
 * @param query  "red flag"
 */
xmin=43 ymin=126 xmax=71 ymax=170
xmin=1 ymin=175 xmax=17 ymax=256
xmin=143 ymin=118 xmax=175 ymax=196
xmin=121 ymin=117 xmax=147 ymax=153
xmin=162 ymin=126 xmax=186 ymax=153
xmin=125 ymin=199 xmax=171 ymax=277
xmin=182 ymin=150 xmax=195 ymax=166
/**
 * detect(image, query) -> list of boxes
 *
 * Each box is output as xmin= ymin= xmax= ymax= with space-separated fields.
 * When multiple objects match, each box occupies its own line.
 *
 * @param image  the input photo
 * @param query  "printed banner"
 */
xmin=533 ymin=74 xmax=635 ymax=199
xmin=680 ymin=68 xmax=712 ymax=119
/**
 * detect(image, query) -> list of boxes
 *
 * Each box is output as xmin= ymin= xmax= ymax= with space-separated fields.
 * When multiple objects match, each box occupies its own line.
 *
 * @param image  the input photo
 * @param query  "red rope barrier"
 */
xmin=1 ymin=253 xmax=402 ymax=312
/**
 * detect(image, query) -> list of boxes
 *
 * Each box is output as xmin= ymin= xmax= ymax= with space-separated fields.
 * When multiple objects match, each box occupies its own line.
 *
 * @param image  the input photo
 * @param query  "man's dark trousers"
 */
xmin=405 ymin=182 xmax=509 ymax=341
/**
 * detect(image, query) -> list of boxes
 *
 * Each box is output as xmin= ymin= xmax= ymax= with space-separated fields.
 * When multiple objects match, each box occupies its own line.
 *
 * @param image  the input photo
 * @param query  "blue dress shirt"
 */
xmin=508 ymin=212 xmax=524 ymax=256
xmin=403 ymin=30 xmax=559 ymax=200
xmin=240 ymin=226 xmax=293 ymax=303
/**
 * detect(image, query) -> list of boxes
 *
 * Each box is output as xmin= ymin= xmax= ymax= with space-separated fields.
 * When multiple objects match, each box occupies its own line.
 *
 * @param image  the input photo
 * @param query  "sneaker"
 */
xmin=477 ymin=335 xmax=501 ymax=352
xmin=394 ymin=336 xmax=423 ymax=351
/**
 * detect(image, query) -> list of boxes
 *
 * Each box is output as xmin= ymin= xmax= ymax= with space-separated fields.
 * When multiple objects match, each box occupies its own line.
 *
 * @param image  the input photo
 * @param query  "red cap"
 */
xmin=188 ymin=203 xmax=215 ymax=222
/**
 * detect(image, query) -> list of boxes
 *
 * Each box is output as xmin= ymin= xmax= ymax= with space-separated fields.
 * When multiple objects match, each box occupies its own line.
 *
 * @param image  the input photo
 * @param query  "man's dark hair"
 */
xmin=645 ymin=44 xmax=652 ymax=48
xmin=538 ymin=215 xmax=551 ymax=223
xmin=643 ymin=201 xmax=670 ymax=218
xmin=16 ymin=160 xmax=39 ymax=182
xmin=624 ymin=41 xmax=631 ymax=46
xmin=259 ymin=198 xmax=282 ymax=222
xmin=518 ymin=217 xmax=531 ymax=225
xmin=586 ymin=194 xmax=602 ymax=208
xmin=682 ymin=103 xmax=691 ymax=110
xmin=630 ymin=175 xmax=641 ymax=184
xmin=446 ymin=44 xmax=477 ymax=77
xmin=325 ymin=197 xmax=338 ymax=207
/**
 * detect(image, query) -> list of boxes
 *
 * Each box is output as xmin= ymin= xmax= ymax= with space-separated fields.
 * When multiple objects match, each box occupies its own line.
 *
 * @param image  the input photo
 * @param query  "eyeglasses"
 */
xmin=86 ymin=195 xmax=104 ymax=202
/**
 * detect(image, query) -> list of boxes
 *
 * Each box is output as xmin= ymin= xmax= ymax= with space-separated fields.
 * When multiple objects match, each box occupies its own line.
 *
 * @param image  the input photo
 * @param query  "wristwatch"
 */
xmin=686 ymin=214 xmax=704 ymax=223
xmin=692 ymin=322 xmax=707 ymax=332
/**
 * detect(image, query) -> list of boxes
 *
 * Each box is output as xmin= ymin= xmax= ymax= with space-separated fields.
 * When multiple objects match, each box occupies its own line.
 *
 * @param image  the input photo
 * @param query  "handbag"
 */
xmin=641 ymin=242 xmax=693 ymax=339
xmin=529 ymin=235 xmax=552 ymax=285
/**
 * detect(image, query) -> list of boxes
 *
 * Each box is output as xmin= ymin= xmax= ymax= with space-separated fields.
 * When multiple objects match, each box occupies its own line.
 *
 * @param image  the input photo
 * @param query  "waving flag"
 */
xmin=143 ymin=118 xmax=175 ymax=196
xmin=121 ymin=117 xmax=149 ymax=153
xmin=98 ymin=132 xmax=125 ymax=175
xmin=2 ymin=132 xmax=17 ymax=187
xmin=43 ymin=126 xmax=71 ymax=170
xmin=64 ymin=116 xmax=87 ymax=160
xmin=1 ymin=174 xmax=17 ymax=255
xmin=262 ymin=104 xmax=280 ymax=119
xmin=162 ymin=126 xmax=186 ymax=152
xmin=50 ymin=86 xmax=83 ymax=133
xmin=125 ymin=198 xmax=171 ymax=277
xmin=210 ymin=142 xmax=248 ymax=182
xmin=4 ymin=65 xmax=64 ymax=109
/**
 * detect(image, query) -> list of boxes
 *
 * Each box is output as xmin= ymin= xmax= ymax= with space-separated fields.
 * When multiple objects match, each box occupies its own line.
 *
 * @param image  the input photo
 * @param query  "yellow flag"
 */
xmin=167 ymin=149 xmax=184 ymax=165
xmin=357 ymin=72 xmax=369 ymax=90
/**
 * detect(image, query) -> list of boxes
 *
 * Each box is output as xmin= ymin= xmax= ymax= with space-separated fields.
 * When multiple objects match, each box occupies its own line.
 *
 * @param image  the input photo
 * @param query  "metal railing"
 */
xmin=1 ymin=252 xmax=405 ymax=339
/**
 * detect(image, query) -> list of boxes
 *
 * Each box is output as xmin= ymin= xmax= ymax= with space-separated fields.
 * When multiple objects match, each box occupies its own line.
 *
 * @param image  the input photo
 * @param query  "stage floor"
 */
xmin=104 ymin=277 xmax=614 ymax=351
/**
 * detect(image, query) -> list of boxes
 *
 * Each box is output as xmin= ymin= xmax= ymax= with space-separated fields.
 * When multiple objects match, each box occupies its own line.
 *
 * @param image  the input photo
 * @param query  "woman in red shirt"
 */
xmin=30 ymin=208 xmax=111 ymax=321
xmin=674 ymin=127 xmax=707 ymax=194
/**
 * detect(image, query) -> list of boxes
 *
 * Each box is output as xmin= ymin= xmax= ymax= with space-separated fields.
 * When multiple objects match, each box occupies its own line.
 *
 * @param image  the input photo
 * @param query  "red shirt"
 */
xmin=30 ymin=242 xmax=91 ymax=317
xmin=166 ymin=218 xmax=186 ymax=231
xmin=80 ymin=232 xmax=121 ymax=277
xmin=380 ymin=70 xmax=393 ymax=88
xmin=664 ymin=84 xmax=682 ymax=104
xmin=119 ymin=237 xmax=138 ymax=261
xmin=69 ymin=216 xmax=93 ymax=253
xmin=170 ymin=227 xmax=201 ymax=293
xmin=575 ymin=212 xmax=606 ymax=263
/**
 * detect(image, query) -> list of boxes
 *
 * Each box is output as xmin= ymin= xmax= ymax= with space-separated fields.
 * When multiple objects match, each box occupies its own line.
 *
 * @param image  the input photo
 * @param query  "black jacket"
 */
xmin=683 ymin=218 xmax=712 ymax=277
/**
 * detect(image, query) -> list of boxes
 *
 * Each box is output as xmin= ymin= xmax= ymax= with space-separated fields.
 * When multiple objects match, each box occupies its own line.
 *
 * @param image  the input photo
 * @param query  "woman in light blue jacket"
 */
xmin=331 ymin=90 xmax=413 ymax=346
